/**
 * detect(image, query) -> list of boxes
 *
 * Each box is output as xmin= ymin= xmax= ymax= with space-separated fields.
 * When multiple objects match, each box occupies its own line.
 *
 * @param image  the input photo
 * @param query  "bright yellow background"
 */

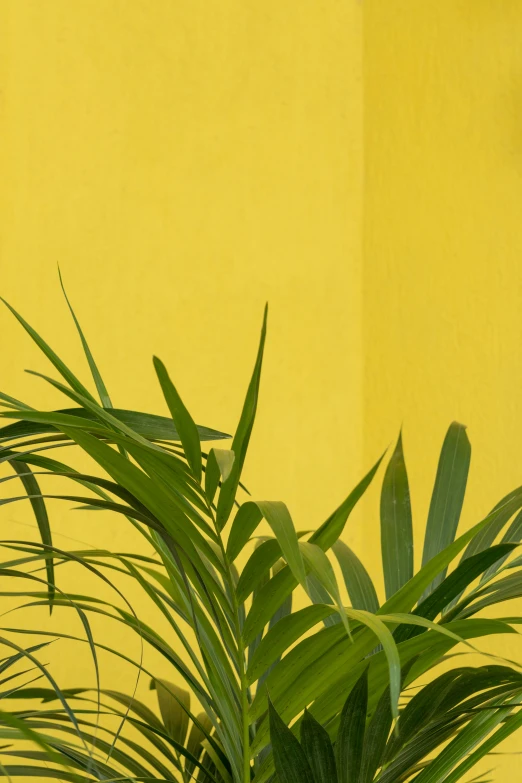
xmin=1 ymin=1 xmax=522 ymax=779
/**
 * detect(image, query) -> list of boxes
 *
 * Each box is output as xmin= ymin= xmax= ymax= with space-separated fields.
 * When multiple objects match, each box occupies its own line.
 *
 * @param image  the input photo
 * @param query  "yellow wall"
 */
xmin=1 ymin=1 xmax=522 ymax=779
xmin=0 ymin=0 xmax=364 ymax=701
xmin=363 ymin=2 xmax=522 ymax=777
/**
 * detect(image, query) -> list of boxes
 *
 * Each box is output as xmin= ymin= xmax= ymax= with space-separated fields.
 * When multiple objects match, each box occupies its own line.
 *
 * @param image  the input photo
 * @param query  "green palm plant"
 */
xmin=268 ymin=661 xmax=522 ymax=783
xmin=0 ymin=284 xmax=521 ymax=782
xmin=0 ymin=638 xmax=99 ymax=781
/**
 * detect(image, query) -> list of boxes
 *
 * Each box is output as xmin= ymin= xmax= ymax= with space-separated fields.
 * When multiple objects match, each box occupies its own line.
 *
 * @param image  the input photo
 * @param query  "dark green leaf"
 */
xmin=268 ymin=697 xmax=313 ymax=783
xmin=0 ymin=297 xmax=98 ymax=404
xmin=58 ymin=266 xmax=113 ymax=408
xmin=336 ymin=667 xmax=369 ymax=783
xmin=380 ymin=495 xmax=522 ymax=616
xmin=0 ymin=407 xmax=229 ymax=443
xmin=380 ymin=433 xmax=413 ymax=599
xmin=421 ymin=422 xmax=471 ymax=595
xmin=480 ymin=507 xmax=522 ymax=584
xmin=153 ymin=356 xmax=202 ymax=481
xmin=300 ymin=709 xmax=337 ymax=783
xmin=216 ymin=305 xmax=267 ymax=530
xmin=359 ymin=657 xmax=417 ymax=783
xmin=393 ymin=544 xmax=517 ymax=640
xmin=10 ymin=461 xmax=54 ymax=612
xmin=311 ymin=454 xmax=384 ymax=551
xmin=226 ymin=502 xmax=263 ymax=562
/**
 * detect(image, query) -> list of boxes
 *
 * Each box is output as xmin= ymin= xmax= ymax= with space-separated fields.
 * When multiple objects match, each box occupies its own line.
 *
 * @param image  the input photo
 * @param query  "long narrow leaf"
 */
xmin=300 ymin=709 xmax=337 ymax=783
xmin=332 ymin=540 xmax=379 ymax=613
xmin=58 ymin=267 xmax=112 ymax=409
xmin=0 ymin=407 xmax=229 ymax=443
xmin=216 ymin=306 xmax=267 ymax=530
xmin=268 ymin=698 xmax=313 ymax=783
xmin=380 ymin=433 xmax=413 ymax=599
xmin=10 ymin=461 xmax=54 ymax=611
xmin=336 ymin=667 xmax=369 ymax=783
xmin=154 ymin=357 xmax=202 ymax=481
xmin=0 ymin=298 xmax=98 ymax=404
xmin=421 ymin=422 xmax=471 ymax=594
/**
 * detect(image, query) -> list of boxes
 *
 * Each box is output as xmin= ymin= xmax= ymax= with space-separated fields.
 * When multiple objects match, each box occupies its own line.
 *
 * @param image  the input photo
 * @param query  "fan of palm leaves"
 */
xmin=0 ymin=280 xmax=521 ymax=782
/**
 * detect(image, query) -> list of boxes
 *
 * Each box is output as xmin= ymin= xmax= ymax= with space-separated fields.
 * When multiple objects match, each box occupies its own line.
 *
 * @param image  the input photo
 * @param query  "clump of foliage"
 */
xmin=0 ymin=282 xmax=521 ymax=782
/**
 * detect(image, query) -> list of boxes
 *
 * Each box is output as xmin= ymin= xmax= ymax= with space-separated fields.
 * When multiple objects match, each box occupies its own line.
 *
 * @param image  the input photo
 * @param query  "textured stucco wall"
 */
xmin=0 ymin=0 xmax=364 ymax=689
xmin=2 ymin=1 xmax=522 ymax=776
xmin=363 ymin=3 xmax=522 ymax=776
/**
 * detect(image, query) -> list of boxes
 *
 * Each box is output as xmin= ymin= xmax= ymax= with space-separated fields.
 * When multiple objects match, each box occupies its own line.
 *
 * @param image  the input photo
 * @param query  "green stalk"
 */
xmin=174 ymin=748 xmax=189 ymax=783
xmin=212 ymin=510 xmax=251 ymax=783
xmin=224 ymin=550 xmax=251 ymax=783
xmin=236 ymin=621 xmax=251 ymax=783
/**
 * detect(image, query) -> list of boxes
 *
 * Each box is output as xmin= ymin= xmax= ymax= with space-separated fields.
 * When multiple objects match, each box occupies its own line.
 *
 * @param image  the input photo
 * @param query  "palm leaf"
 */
xmin=380 ymin=432 xmax=413 ymax=599
xmin=268 ymin=698 xmax=313 ymax=783
xmin=421 ymin=422 xmax=471 ymax=595
xmin=335 ymin=667 xmax=368 ymax=783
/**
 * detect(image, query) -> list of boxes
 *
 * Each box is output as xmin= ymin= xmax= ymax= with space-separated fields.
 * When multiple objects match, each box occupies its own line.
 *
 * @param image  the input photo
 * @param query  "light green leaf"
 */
xmin=228 ymin=500 xmax=306 ymax=589
xmin=153 ymin=679 xmax=191 ymax=745
xmin=259 ymin=501 xmax=307 ymax=589
xmin=186 ymin=711 xmax=214 ymax=779
xmin=332 ymin=540 xmax=379 ymax=613
xmin=243 ymin=459 xmax=384 ymax=645
xmin=205 ymin=448 xmax=235 ymax=503
xmin=246 ymin=605 xmax=336 ymax=685
xmin=299 ymin=542 xmax=350 ymax=634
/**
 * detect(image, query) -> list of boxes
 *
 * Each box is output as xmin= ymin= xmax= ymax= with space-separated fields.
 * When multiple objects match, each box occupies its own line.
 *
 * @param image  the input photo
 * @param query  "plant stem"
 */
xmin=215 ymin=529 xmax=251 ymax=783
xmin=237 ymin=628 xmax=251 ymax=783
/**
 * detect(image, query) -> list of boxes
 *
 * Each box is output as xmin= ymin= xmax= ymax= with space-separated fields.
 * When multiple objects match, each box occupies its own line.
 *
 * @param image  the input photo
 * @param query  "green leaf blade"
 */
xmin=0 ymin=298 xmax=98 ymax=404
xmin=58 ymin=266 xmax=113 ymax=408
xmin=336 ymin=667 xmax=369 ymax=783
xmin=10 ymin=461 xmax=55 ymax=612
xmin=300 ymin=709 xmax=337 ymax=783
xmin=421 ymin=422 xmax=471 ymax=594
xmin=216 ymin=306 xmax=267 ymax=530
xmin=380 ymin=432 xmax=413 ymax=599
xmin=332 ymin=540 xmax=379 ymax=613
xmin=268 ymin=698 xmax=313 ymax=783
xmin=154 ymin=356 xmax=202 ymax=481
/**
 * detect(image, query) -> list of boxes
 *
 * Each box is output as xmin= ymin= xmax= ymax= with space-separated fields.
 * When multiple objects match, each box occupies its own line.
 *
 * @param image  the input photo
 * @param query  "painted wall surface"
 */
xmin=1 ymin=1 xmax=522 ymax=778
xmin=0 ymin=0 xmax=363 ymax=690
xmin=363 ymin=2 xmax=522 ymax=777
